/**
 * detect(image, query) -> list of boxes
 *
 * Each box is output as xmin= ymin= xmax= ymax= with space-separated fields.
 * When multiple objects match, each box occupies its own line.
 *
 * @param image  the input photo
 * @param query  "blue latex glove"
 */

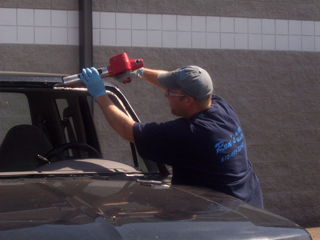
xmin=113 ymin=68 xmax=143 ymax=84
xmin=79 ymin=67 xmax=106 ymax=100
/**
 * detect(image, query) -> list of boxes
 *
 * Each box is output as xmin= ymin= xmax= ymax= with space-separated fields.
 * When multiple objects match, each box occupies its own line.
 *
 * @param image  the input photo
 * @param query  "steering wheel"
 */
xmin=44 ymin=143 xmax=102 ymax=162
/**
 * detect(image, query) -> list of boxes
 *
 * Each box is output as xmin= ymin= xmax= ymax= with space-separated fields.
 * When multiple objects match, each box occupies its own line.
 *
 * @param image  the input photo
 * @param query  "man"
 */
xmin=80 ymin=65 xmax=263 ymax=208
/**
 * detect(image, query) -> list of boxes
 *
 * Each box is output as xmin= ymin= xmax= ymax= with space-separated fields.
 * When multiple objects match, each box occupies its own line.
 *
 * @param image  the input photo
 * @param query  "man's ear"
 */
xmin=185 ymin=96 xmax=195 ymax=106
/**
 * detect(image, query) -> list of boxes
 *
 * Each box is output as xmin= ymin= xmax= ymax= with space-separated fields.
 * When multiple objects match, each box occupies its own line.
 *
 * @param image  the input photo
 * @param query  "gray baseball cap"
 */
xmin=158 ymin=66 xmax=213 ymax=100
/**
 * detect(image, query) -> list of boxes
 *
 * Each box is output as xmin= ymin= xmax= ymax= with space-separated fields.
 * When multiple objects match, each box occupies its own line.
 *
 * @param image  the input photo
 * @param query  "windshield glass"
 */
xmin=0 ymin=92 xmax=32 ymax=144
xmin=0 ymin=82 xmax=149 ymax=175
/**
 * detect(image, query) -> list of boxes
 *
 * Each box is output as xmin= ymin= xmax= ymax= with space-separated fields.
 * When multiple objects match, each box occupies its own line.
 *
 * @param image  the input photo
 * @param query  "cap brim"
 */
xmin=158 ymin=72 xmax=180 ymax=89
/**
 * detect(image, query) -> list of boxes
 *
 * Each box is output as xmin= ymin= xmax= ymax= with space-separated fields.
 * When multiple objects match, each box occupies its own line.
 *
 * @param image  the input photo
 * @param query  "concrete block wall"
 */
xmin=1 ymin=0 xmax=320 ymax=225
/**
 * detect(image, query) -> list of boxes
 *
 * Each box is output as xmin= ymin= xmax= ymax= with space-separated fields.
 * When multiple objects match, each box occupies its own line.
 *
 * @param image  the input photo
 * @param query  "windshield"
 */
xmin=0 ymin=76 xmax=158 ymax=176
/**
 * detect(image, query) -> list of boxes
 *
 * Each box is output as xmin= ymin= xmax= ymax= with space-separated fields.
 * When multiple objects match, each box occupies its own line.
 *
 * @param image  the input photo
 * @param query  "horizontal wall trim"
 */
xmin=1 ymin=8 xmax=320 ymax=52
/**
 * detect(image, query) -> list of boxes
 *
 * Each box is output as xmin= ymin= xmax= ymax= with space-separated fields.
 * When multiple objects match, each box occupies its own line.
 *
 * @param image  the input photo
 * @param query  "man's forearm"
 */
xmin=141 ymin=68 xmax=167 ymax=91
xmin=96 ymin=94 xmax=135 ymax=143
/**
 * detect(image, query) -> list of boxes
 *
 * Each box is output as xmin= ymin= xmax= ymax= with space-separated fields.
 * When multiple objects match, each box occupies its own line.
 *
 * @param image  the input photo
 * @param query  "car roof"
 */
xmin=0 ymin=71 xmax=117 ymax=90
xmin=0 ymin=71 xmax=66 ymax=77
xmin=0 ymin=71 xmax=66 ymax=88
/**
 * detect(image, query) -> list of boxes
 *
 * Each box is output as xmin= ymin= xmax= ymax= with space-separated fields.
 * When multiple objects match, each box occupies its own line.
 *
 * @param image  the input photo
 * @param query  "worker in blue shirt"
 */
xmin=80 ymin=65 xmax=263 ymax=208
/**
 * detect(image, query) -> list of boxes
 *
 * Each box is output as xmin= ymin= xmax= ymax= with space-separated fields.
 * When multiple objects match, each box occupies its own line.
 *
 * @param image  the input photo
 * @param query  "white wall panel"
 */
xmin=18 ymin=26 xmax=34 ymax=43
xmin=316 ymin=37 xmax=320 ymax=50
xmin=35 ymin=10 xmax=51 ymax=27
xmin=262 ymin=35 xmax=275 ymax=50
xmin=0 ymin=26 xmax=17 ymax=43
xmin=17 ymin=9 xmax=34 ymax=26
xmin=178 ymin=32 xmax=191 ymax=48
xmin=147 ymin=31 xmax=162 ymax=47
xmin=0 ymin=8 xmax=16 ymax=25
xmin=147 ymin=14 xmax=161 ymax=30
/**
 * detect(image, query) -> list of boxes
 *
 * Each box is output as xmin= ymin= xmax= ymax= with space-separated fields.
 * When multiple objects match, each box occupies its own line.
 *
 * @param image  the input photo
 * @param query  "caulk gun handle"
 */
xmin=55 ymin=67 xmax=110 ymax=88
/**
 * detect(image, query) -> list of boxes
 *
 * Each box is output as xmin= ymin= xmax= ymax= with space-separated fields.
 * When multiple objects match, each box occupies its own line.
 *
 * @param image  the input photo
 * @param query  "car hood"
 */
xmin=0 ymin=176 xmax=310 ymax=240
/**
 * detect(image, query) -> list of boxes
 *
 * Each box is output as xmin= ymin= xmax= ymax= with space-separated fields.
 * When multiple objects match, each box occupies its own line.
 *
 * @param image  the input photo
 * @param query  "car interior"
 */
xmin=0 ymin=124 xmax=53 ymax=171
xmin=0 ymin=88 xmax=102 ymax=171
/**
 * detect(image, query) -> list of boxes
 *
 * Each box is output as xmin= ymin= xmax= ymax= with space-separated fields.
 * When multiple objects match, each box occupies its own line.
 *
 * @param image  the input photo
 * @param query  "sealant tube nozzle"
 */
xmin=54 ymin=82 xmax=64 ymax=87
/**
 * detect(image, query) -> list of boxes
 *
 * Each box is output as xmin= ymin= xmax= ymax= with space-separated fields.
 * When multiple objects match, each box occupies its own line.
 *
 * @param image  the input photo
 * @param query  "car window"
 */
xmin=0 ymin=92 xmax=31 ymax=145
xmin=56 ymin=98 xmax=76 ymax=143
xmin=56 ymin=99 xmax=68 ymax=121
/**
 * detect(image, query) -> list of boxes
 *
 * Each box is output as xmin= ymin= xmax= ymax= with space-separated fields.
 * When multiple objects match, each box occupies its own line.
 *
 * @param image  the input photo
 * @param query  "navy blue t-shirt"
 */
xmin=133 ymin=94 xmax=263 ymax=208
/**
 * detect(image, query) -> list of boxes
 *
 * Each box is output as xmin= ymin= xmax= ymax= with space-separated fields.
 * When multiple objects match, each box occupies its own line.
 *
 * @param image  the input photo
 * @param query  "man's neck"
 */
xmin=186 ymin=103 xmax=211 ymax=118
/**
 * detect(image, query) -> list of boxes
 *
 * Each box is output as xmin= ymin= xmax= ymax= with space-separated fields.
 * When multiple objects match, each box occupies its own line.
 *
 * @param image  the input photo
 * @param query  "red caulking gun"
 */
xmin=54 ymin=53 xmax=144 ymax=88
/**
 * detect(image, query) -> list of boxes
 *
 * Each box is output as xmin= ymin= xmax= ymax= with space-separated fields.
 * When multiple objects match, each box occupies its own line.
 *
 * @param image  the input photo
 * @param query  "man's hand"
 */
xmin=114 ymin=68 xmax=144 ymax=84
xmin=80 ymin=67 xmax=106 ymax=99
